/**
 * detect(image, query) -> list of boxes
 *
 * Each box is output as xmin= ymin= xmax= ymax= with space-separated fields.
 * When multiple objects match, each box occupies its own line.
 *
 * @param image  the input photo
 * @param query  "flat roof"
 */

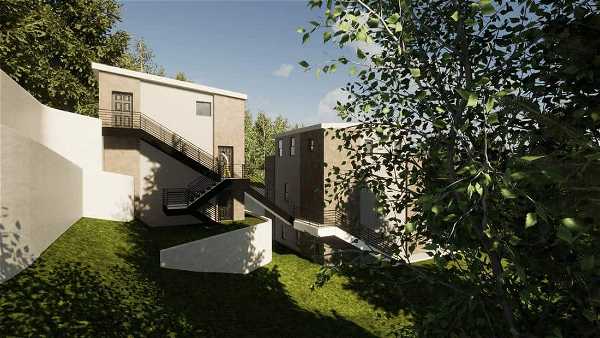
xmin=276 ymin=122 xmax=360 ymax=138
xmin=91 ymin=62 xmax=247 ymax=100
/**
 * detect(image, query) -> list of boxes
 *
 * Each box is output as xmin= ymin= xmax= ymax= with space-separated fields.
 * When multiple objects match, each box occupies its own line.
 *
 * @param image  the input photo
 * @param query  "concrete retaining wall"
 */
xmin=160 ymin=217 xmax=272 ymax=274
xmin=0 ymin=125 xmax=83 ymax=282
xmin=0 ymin=69 xmax=134 ymax=283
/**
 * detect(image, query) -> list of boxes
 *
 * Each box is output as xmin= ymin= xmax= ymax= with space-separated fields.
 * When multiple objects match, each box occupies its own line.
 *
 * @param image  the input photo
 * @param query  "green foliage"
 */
xmin=0 ymin=218 xmax=405 ymax=337
xmin=245 ymin=111 xmax=293 ymax=184
xmin=174 ymin=71 xmax=190 ymax=82
xmin=303 ymin=0 xmax=600 ymax=336
xmin=118 ymin=37 xmax=166 ymax=76
xmin=0 ymin=0 xmax=129 ymax=116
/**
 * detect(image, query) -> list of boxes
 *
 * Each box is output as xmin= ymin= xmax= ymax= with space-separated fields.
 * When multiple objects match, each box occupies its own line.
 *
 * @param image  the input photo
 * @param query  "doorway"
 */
xmin=218 ymin=194 xmax=233 ymax=221
xmin=111 ymin=91 xmax=133 ymax=127
xmin=218 ymin=146 xmax=234 ymax=177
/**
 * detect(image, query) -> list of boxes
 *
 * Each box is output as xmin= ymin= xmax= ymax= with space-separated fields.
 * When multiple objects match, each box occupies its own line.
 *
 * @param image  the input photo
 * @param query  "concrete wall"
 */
xmin=138 ymin=140 xmax=200 ymax=226
xmin=159 ymin=217 xmax=272 ymax=274
xmin=140 ymin=81 xmax=213 ymax=153
xmin=0 ymin=70 xmax=134 ymax=222
xmin=272 ymin=132 xmax=302 ymax=251
xmin=83 ymin=171 xmax=133 ymax=222
xmin=299 ymin=129 xmax=325 ymax=221
xmin=0 ymin=125 xmax=83 ymax=282
xmin=213 ymin=95 xmax=246 ymax=220
xmin=0 ymin=69 xmax=135 ymax=282
xmin=97 ymin=71 xmax=141 ymax=115
xmin=103 ymin=136 xmax=141 ymax=198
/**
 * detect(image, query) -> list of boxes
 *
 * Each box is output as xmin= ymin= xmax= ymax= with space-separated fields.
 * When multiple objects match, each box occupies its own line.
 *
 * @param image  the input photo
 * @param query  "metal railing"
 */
xmin=161 ymin=163 xmax=247 ymax=210
xmin=99 ymin=109 xmax=248 ymax=212
xmin=99 ymin=109 xmax=247 ymax=177
xmin=292 ymin=206 xmax=342 ymax=226
xmin=292 ymin=206 xmax=397 ymax=257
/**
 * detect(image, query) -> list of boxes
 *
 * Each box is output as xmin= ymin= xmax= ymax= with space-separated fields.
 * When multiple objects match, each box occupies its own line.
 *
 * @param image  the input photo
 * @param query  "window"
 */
xmin=290 ymin=137 xmax=296 ymax=156
xmin=284 ymin=183 xmax=289 ymax=201
xmin=112 ymin=92 xmax=133 ymax=112
xmin=365 ymin=139 xmax=374 ymax=154
xmin=308 ymin=138 xmax=315 ymax=152
xmin=196 ymin=101 xmax=211 ymax=116
xmin=278 ymin=139 xmax=283 ymax=157
xmin=296 ymin=230 xmax=301 ymax=244
xmin=281 ymin=224 xmax=286 ymax=240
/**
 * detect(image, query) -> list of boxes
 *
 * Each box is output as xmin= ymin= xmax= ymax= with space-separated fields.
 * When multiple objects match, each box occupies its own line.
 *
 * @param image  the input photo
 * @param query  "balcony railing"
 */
xmin=292 ymin=205 xmax=396 ymax=256
xmin=162 ymin=164 xmax=247 ymax=209
xmin=292 ymin=206 xmax=344 ymax=227
xmin=99 ymin=109 xmax=246 ymax=180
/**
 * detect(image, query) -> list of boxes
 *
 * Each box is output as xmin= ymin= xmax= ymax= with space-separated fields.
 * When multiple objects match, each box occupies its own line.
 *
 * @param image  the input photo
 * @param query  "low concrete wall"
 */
xmin=83 ymin=171 xmax=133 ymax=222
xmin=159 ymin=217 xmax=272 ymax=274
xmin=0 ymin=125 xmax=83 ymax=282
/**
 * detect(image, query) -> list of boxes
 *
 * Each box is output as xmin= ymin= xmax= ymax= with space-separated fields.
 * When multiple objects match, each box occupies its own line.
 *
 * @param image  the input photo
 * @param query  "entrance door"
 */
xmin=111 ymin=91 xmax=133 ymax=127
xmin=218 ymin=146 xmax=234 ymax=178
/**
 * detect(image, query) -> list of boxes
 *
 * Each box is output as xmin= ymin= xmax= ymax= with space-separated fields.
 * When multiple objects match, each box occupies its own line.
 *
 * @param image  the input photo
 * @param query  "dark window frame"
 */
xmin=278 ymin=139 xmax=283 ymax=157
xmin=290 ymin=137 xmax=296 ymax=156
xmin=112 ymin=91 xmax=133 ymax=112
xmin=196 ymin=101 xmax=211 ymax=116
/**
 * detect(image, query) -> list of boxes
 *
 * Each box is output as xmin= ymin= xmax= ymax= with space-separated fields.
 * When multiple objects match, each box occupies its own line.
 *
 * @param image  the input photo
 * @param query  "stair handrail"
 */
xmin=99 ymin=109 xmax=217 ymax=172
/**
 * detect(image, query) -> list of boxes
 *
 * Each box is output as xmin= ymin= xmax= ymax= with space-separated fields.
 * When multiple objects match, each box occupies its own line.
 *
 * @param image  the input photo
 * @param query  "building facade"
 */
xmin=92 ymin=63 xmax=247 ymax=226
xmin=265 ymin=123 xmax=401 ymax=261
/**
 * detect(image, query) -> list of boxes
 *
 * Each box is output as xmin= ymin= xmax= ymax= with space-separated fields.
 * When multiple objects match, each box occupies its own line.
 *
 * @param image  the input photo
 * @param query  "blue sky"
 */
xmin=118 ymin=0 xmax=353 ymax=125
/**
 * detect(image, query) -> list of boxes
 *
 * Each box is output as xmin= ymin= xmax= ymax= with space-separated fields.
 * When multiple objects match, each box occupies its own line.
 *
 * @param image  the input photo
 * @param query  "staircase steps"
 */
xmin=99 ymin=110 xmax=248 ymax=217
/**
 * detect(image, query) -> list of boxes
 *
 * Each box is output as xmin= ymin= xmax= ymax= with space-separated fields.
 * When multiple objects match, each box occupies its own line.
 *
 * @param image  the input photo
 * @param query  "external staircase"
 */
xmin=99 ymin=109 xmax=247 ymax=222
xmin=99 ymin=110 xmax=399 ymax=256
xmin=291 ymin=208 xmax=399 ymax=259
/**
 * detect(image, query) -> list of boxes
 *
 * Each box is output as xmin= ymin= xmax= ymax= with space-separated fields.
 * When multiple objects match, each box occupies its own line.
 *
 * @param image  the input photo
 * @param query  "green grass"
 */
xmin=0 ymin=217 xmax=411 ymax=337
xmin=150 ymin=216 xmax=264 ymax=249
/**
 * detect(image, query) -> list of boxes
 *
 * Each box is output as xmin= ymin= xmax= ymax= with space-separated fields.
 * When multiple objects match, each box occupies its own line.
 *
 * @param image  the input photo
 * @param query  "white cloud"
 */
xmin=272 ymin=64 xmax=294 ymax=78
xmin=317 ymin=88 xmax=348 ymax=123
xmin=332 ymin=14 xmax=383 ymax=63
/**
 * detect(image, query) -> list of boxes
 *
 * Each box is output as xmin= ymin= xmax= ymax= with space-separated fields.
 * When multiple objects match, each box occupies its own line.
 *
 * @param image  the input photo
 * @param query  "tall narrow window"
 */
xmin=284 ymin=183 xmax=289 ymax=201
xmin=281 ymin=224 xmax=286 ymax=240
xmin=308 ymin=138 xmax=315 ymax=152
xmin=112 ymin=92 xmax=133 ymax=112
xmin=290 ymin=137 xmax=296 ymax=156
xmin=196 ymin=101 xmax=211 ymax=116
xmin=278 ymin=139 xmax=283 ymax=157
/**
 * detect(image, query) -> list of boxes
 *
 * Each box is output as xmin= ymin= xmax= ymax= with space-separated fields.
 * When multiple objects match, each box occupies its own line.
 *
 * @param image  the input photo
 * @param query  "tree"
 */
xmin=301 ymin=0 xmax=600 ymax=336
xmin=0 ymin=0 xmax=129 ymax=116
xmin=174 ymin=71 xmax=191 ymax=82
xmin=118 ymin=38 xmax=166 ymax=76
xmin=245 ymin=111 xmax=292 ymax=184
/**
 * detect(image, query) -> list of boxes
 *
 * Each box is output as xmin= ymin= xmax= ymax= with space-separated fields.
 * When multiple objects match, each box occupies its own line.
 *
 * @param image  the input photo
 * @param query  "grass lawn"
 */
xmin=0 ymin=217 xmax=412 ymax=337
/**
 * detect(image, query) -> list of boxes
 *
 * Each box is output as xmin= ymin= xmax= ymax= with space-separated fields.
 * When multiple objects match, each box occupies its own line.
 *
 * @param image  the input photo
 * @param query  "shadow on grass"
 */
xmin=0 ymin=219 xmax=376 ymax=337
xmin=335 ymin=261 xmax=506 ymax=337
xmin=120 ymin=220 xmax=377 ymax=337
xmin=0 ymin=260 xmax=199 ymax=337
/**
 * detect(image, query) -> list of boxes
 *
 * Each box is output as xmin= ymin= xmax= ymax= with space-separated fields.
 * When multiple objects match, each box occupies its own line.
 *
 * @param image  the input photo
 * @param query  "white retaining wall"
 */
xmin=160 ymin=217 xmax=272 ymax=274
xmin=0 ymin=69 xmax=134 ymax=283
xmin=0 ymin=125 xmax=83 ymax=282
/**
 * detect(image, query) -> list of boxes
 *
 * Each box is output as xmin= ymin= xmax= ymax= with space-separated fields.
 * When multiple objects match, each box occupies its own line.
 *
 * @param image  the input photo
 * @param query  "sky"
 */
xmin=117 ymin=0 xmax=354 ymax=126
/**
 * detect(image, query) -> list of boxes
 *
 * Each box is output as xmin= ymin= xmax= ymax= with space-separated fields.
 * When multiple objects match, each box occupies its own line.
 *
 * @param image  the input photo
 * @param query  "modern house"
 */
xmin=0 ymin=63 xmax=281 ymax=280
xmin=261 ymin=123 xmax=428 ymax=263
xmin=92 ymin=63 xmax=248 ymax=226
